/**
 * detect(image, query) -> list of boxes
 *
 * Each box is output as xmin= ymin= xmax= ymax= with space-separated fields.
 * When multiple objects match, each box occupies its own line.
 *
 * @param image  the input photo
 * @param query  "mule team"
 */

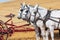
xmin=17 ymin=3 xmax=60 ymax=40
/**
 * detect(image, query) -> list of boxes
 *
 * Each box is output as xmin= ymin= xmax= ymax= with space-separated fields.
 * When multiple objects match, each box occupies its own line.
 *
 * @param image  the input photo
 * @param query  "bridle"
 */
xmin=33 ymin=8 xmax=43 ymax=22
xmin=25 ymin=7 xmax=42 ymax=23
xmin=19 ymin=9 xmax=24 ymax=18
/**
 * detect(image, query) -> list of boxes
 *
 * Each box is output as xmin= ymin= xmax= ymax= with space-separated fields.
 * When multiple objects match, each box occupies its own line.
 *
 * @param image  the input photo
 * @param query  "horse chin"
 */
xmin=22 ymin=18 xmax=27 ymax=20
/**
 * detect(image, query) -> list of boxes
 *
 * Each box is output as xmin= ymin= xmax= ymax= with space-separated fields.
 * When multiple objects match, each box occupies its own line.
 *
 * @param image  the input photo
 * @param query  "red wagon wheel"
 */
xmin=0 ymin=20 xmax=15 ymax=40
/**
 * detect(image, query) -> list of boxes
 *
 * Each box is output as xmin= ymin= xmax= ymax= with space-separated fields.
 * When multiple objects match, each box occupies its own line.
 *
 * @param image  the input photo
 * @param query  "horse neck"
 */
xmin=38 ymin=6 xmax=47 ymax=19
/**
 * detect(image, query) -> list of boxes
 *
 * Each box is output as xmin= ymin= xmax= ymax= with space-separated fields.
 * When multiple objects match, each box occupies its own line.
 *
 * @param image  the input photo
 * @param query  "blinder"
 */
xmin=20 ymin=9 xmax=23 ymax=12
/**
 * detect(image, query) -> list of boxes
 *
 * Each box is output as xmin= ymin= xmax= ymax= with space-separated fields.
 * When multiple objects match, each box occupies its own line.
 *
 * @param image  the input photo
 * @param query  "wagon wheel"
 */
xmin=7 ymin=27 xmax=14 ymax=36
xmin=0 ymin=20 xmax=9 ymax=40
xmin=0 ymin=27 xmax=3 ymax=40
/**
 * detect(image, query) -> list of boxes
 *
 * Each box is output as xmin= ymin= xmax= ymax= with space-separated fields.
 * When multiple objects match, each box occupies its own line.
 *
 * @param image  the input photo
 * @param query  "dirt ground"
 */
xmin=0 ymin=0 xmax=60 ymax=40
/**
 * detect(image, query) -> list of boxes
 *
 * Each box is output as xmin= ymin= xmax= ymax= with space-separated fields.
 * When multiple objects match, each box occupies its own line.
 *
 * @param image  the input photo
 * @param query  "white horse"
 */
xmin=34 ymin=5 xmax=60 ymax=40
xmin=38 ymin=6 xmax=60 ymax=40
xmin=32 ymin=5 xmax=54 ymax=40
xmin=27 ymin=5 xmax=47 ymax=40
xmin=45 ymin=9 xmax=60 ymax=40
xmin=18 ymin=3 xmax=60 ymax=40
xmin=17 ymin=3 xmax=42 ymax=40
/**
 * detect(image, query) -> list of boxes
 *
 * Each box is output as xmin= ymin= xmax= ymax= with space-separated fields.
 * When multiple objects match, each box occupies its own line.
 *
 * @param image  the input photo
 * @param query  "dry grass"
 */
xmin=0 ymin=0 xmax=60 ymax=40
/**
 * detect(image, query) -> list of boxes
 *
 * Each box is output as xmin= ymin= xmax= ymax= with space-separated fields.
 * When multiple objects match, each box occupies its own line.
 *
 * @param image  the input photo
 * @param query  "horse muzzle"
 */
xmin=17 ymin=17 xmax=21 ymax=19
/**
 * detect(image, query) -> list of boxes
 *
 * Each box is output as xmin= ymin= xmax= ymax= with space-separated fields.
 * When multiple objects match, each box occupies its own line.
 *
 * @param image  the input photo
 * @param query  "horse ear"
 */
xmin=22 ymin=2 xmax=26 ymax=6
xmin=27 ymin=5 xmax=30 ymax=9
xmin=21 ymin=2 xmax=26 ymax=6
xmin=27 ymin=5 xmax=30 ymax=7
xmin=21 ymin=3 xmax=23 ymax=6
xmin=34 ymin=4 xmax=39 ymax=9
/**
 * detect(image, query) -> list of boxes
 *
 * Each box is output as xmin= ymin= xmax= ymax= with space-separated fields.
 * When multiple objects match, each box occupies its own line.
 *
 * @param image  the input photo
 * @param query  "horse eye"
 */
xmin=26 ymin=10 xmax=28 ymax=13
xmin=20 ymin=9 xmax=23 ymax=11
xmin=34 ymin=12 xmax=36 ymax=14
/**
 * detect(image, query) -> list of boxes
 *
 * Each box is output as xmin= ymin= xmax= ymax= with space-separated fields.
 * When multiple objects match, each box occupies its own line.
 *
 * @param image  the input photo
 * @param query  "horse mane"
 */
xmin=29 ymin=5 xmax=34 ymax=7
xmin=50 ymin=9 xmax=60 ymax=11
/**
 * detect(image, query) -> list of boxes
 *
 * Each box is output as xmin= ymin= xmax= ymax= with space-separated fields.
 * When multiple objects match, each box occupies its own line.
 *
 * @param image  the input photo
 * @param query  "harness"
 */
xmin=44 ymin=10 xmax=60 ymax=29
xmin=25 ymin=9 xmax=52 ymax=30
xmin=44 ymin=10 xmax=51 ymax=21
xmin=25 ymin=8 xmax=41 ymax=36
xmin=35 ymin=10 xmax=51 ymax=30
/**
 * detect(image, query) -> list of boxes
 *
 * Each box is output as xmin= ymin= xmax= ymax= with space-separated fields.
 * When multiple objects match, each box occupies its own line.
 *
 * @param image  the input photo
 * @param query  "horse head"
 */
xmin=17 ymin=3 xmax=29 ymax=20
xmin=28 ymin=4 xmax=40 ymax=22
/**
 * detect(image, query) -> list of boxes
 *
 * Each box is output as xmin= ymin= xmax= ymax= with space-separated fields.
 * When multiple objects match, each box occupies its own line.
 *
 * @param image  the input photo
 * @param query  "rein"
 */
xmin=49 ymin=16 xmax=60 ymax=29
xmin=46 ymin=10 xmax=60 ymax=23
xmin=50 ymin=16 xmax=60 ymax=19
xmin=49 ymin=18 xmax=60 ymax=23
